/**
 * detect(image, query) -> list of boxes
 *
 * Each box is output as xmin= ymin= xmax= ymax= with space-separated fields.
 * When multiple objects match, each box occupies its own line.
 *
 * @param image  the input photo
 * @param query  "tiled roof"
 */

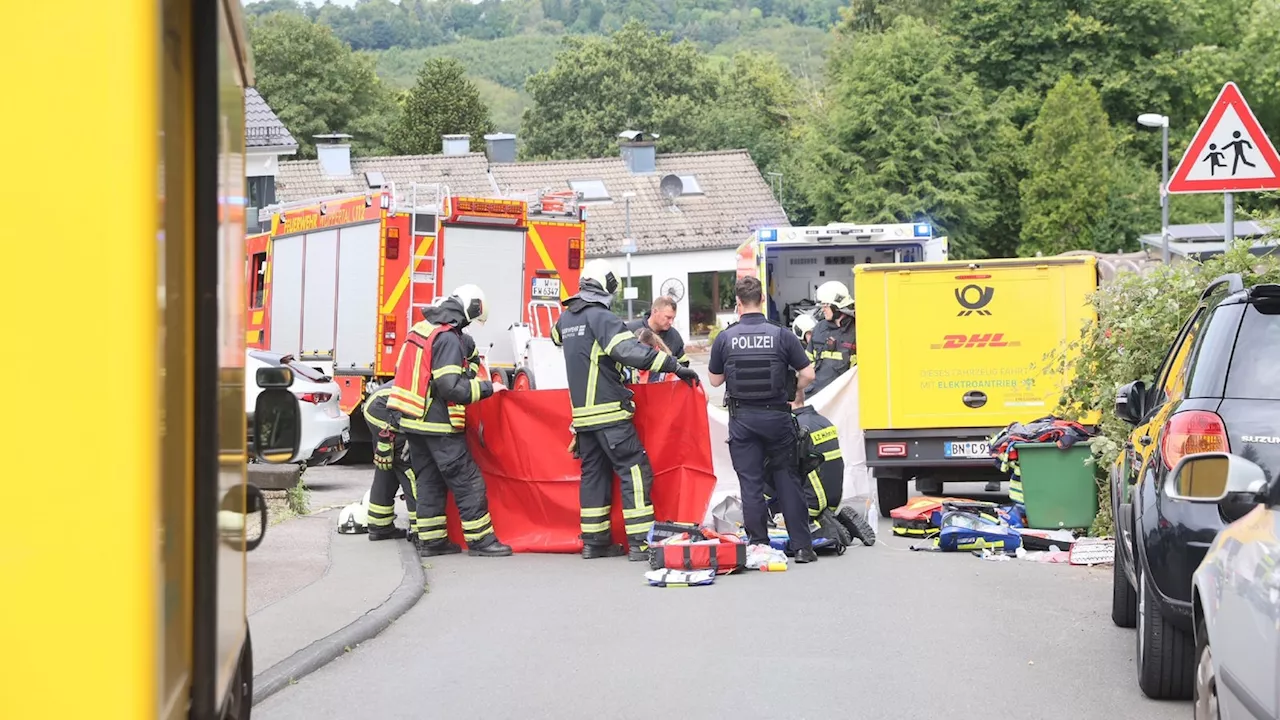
xmin=489 ymin=150 xmax=789 ymax=256
xmin=245 ymin=88 xmax=297 ymax=151
xmin=276 ymin=153 xmax=494 ymax=201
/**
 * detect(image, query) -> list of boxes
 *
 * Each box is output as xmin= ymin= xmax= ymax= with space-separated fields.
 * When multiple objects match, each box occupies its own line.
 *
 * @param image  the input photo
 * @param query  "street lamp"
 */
xmin=1137 ymin=113 xmax=1171 ymax=263
xmin=622 ymin=192 xmax=637 ymax=318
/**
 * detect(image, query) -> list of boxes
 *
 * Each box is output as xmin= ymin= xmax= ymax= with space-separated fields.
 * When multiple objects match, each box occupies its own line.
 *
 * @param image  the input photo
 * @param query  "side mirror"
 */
xmin=217 ymin=483 xmax=269 ymax=551
xmin=253 ymin=388 xmax=302 ymax=463
xmin=1114 ymin=380 xmax=1147 ymax=424
xmin=1164 ymin=452 xmax=1269 ymax=504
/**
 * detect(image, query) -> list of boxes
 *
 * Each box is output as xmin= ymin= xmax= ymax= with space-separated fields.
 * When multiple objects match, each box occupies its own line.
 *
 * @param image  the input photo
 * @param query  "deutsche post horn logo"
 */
xmin=955 ymin=285 xmax=994 ymax=316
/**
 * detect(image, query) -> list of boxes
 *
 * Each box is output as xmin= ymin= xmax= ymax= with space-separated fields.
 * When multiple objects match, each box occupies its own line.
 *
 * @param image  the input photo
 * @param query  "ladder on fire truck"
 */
xmin=403 ymin=183 xmax=447 ymax=329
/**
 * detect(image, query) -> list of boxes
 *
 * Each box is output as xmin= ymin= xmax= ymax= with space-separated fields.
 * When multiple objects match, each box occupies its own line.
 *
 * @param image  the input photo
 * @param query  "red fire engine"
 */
xmin=245 ymin=183 xmax=586 ymax=445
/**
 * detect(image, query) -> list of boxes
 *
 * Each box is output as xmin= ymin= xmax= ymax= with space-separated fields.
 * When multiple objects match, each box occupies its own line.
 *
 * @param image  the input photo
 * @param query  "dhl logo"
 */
xmin=930 ymin=333 xmax=1021 ymax=349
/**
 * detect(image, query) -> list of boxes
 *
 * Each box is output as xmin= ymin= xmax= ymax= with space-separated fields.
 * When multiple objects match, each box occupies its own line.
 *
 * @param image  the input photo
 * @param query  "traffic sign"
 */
xmin=1168 ymin=82 xmax=1280 ymax=194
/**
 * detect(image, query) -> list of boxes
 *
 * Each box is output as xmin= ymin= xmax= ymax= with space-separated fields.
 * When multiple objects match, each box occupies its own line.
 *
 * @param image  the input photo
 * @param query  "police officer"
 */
xmin=387 ymin=285 xmax=513 ymax=558
xmin=808 ymin=280 xmax=856 ymax=397
xmin=553 ymin=259 xmax=700 ymax=561
xmin=361 ymin=379 xmax=417 ymax=543
xmin=707 ymin=275 xmax=818 ymax=562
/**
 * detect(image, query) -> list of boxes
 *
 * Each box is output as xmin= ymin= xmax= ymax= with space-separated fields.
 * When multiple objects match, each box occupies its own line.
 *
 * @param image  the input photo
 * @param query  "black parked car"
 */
xmin=1110 ymin=273 xmax=1280 ymax=700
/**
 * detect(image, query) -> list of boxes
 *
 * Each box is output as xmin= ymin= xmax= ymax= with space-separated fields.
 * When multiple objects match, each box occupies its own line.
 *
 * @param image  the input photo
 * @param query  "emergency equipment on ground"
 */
xmin=855 ymin=257 xmax=1101 ymax=517
xmin=338 ymin=490 xmax=373 ymax=534
xmin=645 ymin=568 xmax=718 ymax=587
xmin=648 ymin=529 xmax=747 ymax=574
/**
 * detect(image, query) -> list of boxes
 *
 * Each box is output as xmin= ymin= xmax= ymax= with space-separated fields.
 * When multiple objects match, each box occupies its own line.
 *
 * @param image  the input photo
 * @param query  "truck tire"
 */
xmin=491 ymin=368 xmax=513 ymax=387
xmin=1136 ymin=568 xmax=1194 ymax=700
xmin=876 ymin=476 xmax=908 ymax=518
xmin=1111 ymin=535 xmax=1137 ymax=628
xmin=513 ymin=368 xmax=536 ymax=391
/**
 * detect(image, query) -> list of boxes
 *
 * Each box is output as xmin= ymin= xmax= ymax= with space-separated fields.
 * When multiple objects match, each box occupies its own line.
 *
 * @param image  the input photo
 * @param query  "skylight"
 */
xmin=568 ymin=179 xmax=611 ymax=201
xmin=677 ymin=174 xmax=703 ymax=195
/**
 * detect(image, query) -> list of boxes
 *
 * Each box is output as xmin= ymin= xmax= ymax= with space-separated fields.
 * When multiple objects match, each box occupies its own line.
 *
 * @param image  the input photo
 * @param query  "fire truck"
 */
xmin=246 ymin=183 xmax=585 ymax=446
xmin=736 ymin=222 xmax=949 ymax=323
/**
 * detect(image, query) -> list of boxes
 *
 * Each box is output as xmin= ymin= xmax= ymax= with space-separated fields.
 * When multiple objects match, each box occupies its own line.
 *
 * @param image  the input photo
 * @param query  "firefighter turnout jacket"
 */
xmin=387 ymin=302 xmax=492 ymax=435
xmin=626 ymin=314 xmax=690 ymax=366
xmin=793 ymin=405 xmax=843 ymax=517
xmin=553 ymin=288 xmax=681 ymax=430
xmin=808 ymin=315 xmax=856 ymax=396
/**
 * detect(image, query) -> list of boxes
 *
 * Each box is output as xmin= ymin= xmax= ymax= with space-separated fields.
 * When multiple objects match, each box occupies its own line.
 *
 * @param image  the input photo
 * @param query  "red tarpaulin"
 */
xmin=443 ymin=382 xmax=717 ymax=553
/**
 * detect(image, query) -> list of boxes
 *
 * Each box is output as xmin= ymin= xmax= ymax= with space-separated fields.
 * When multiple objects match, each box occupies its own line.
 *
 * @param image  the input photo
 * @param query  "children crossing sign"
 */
xmin=1168 ymin=82 xmax=1280 ymax=194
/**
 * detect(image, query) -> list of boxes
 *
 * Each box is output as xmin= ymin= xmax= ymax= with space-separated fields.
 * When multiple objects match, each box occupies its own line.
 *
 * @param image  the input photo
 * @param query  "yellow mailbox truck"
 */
xmin=854 ymin=257 xmax=1099 ymax=516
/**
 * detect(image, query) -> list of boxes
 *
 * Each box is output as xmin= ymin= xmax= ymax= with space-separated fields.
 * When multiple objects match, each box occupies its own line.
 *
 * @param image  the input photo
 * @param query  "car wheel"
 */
xmin=876 ymin=475 xmax=908 ymax=518
xmin=1136 ymin=569 xmax=1195 ymax=699
xmin=1111 ymin=535 xmax=1137 ymax=628
xmin=1193 ymin=616 xmax=1219 ymax=720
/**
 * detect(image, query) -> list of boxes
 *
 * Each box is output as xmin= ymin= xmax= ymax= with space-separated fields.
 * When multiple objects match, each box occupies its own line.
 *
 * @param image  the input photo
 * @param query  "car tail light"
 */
xmin=297 ymin=392 xmax=332 ymax=404
xmin=878 ymin=442 xmax=907 ymax=458
xmin=383 ymin=315 xmax=397 ymax=349
xmin=568 ymin=236 xmax=584 ymax=269
xmin=1161 ymin=410 xmax=1229 ymax=469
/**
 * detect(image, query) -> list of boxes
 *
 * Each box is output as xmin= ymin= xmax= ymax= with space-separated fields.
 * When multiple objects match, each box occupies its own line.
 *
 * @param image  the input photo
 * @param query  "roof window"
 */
xmin=568 ymin=179 xmax=611 ymax=201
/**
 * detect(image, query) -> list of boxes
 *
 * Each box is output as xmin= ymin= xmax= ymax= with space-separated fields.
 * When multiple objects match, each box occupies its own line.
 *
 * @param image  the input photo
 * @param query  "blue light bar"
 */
xmin=758 ymin=228 xmax=778 ymax=242
xmin=913 ymin=223 xmax=931 ymax=238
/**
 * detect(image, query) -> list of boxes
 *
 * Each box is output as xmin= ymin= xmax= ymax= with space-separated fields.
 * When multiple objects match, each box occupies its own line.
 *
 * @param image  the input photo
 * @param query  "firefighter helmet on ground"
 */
xmin=815 ymin=281 xmax=854 ymax=311
xmin=451 ymin=284 xmax=489 ymax=324
xmin=580 ymin=258 xmax=621 ymax=295
xmin=792 ymin=312 xmax=817 ymax=338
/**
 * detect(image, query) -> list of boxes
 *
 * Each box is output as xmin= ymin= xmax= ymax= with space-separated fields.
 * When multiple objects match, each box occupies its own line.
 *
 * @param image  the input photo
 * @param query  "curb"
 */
xmin=253 ymin=539 xmax=425 ymax=705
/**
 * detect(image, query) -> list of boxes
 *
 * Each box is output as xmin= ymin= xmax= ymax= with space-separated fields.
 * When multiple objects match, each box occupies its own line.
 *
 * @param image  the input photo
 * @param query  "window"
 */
xmin=247 ymin=175 xmax=275 ymax=233
xmin=1224 ymin=303 xmax=1280 ymax=399
xmin=611 ymin=275 xmax=653 ymax=320
xmin=568 ymin=179 xmax=611 ymax=201
xmin=677 ymin=174 xmax=703 ymax=195
xmin=249 ymin=252 xmax=267 ymax=309
xmin=1186 ymin=304 xmax=1244 ymax=398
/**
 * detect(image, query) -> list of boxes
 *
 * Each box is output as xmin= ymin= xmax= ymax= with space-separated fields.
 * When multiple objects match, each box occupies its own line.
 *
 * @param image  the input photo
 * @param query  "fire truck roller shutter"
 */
xmin=441 ymin=225 xmax=526 ymax=367
xmin=301 ymin=228 xmax=339 ymax=356
xmin=334 ymin=222 xmax=382 ymax=371
xmin=268 ymin=234 xmax=305 ymax=356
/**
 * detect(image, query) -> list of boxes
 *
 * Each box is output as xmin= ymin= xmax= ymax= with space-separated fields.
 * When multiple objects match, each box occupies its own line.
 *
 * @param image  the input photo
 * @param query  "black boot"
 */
xmin=581 ymin=543 xmax=626 ymax=559
xmin=837 ymin=506 xmax=877 ymax=547
xmin=419 ymin=539 xmax=462 ymax=557
xmin=368 ymin=525 xmax=407 ymax=541
xmin=468 ymin=537 xmax=513 ymax=557
xmin=794 ymin=547 xmax=818 ymax=564
xmin=627 ymin=542 xmax=650 ymax=562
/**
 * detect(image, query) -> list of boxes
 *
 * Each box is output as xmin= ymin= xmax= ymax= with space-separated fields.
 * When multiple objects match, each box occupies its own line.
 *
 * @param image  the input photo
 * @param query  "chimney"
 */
xmin=442 ymin=134 xmax=471 ymax=156
xmin=618 ymin=130 xmax=656 ymax=174
xmin=484 ymin=132 xmax=517 ymax=164
xmin=314 ymin=133 xmax=353 ymax=177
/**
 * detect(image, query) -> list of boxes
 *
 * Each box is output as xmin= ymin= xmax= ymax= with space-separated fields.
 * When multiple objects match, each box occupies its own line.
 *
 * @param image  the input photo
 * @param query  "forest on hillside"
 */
xmin=245 ymin=0 xmax=1280 ymax=259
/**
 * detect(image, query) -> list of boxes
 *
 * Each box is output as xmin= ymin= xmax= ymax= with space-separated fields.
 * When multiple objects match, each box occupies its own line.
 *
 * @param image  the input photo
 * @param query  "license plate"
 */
xmin=944 ymin=441 xmax=989 ymax=459
xmin=531 ymin=278 xmax=561 ymax=300
xmin=341 ymin=428 xmax=350 ymax=444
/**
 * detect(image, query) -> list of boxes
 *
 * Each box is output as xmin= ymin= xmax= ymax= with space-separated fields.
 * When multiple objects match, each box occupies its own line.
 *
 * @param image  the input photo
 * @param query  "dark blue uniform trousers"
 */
xmin=728 ymin=407 xmax=814 ymax=550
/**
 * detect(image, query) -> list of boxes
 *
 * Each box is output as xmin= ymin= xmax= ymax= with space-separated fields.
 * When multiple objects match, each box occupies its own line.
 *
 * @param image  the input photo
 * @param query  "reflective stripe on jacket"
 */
xmin=389 ymin=321 xmax=491 ymax=435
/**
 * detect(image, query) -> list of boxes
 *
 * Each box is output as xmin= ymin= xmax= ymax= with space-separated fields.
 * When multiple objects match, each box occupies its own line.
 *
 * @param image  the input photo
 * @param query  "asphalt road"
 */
xmin=255 ymin=518 xmax=1182 ymax=720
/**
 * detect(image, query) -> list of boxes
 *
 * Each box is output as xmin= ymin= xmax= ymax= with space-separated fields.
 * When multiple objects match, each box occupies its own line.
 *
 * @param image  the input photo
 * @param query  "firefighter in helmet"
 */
xmin=552 ymin=259 xmax=700 ymax=560
xmin=807 ymin=280 xmax=856 ymax=397
xmin=387 ymin=285 xmax=513 ymax=558
xmin=791 ymin=312 xmax=817 ymax=364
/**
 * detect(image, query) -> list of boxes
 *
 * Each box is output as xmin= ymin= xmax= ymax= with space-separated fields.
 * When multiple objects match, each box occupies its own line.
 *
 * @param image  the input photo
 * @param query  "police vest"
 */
xmin=724 ymin=321 xmax=788 ymax=404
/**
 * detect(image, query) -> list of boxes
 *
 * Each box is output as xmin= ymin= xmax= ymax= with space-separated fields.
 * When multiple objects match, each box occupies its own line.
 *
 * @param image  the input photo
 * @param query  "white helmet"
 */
xmin=580 ymin=258 xmax=620 ymax=295
xmin=451 ymin=284 xmax=489 ymax=324
xmin=337 ymin=490 xmax=371 ymax=534
xmin=815 ymin=280 xmax=854 ymax=311
xmin=792 ymin=312 xmax=816 ymax=338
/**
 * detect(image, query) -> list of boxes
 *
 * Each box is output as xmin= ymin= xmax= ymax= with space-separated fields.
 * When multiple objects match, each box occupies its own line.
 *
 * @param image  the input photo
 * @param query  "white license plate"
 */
xmin=944 ymin=441 xmax=989 ymax=459
xmin=531 ymin=278 xmax=561 ymax=299
xmin=341 ymin=428 xmax=350 ymax=444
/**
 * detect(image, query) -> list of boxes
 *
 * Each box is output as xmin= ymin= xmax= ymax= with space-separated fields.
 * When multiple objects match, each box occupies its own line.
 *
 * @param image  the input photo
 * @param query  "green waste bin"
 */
xmin=1016 ymin=441 xmax=1098 ymax=530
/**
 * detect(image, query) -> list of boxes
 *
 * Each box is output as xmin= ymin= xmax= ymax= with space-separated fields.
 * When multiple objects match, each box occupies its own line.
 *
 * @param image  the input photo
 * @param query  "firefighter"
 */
xmin=791 ymin=312 xmax=817 ymax=364
xmin=552 ymin=259 xmax=700 ymax=560
xmin=361 ymin=379 xmax=417 ymax=543
xmin=807 ymin=280 xmax=856 ymax=397
xmin=387 ymin=285 xmax=513 ymax=558
xmin=626 ymin=295 xmax=690 ymax=366
xmin=707 ymin=275 xmax=818 ymax=563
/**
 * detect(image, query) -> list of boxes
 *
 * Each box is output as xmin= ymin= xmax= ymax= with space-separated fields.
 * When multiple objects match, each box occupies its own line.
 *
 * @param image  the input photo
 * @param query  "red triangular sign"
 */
xmin=1168 ymin=82 xmax=1280 ymax=194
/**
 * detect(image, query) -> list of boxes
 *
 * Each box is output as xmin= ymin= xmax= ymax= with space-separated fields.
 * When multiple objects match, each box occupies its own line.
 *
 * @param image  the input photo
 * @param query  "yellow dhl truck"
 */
xmin=854 ymin=257 xmax=1100 ymax=517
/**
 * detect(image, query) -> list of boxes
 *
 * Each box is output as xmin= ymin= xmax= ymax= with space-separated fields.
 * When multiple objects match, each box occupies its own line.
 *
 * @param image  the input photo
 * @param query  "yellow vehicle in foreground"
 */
xmin=854 ymin=257 xmax=1099 ymax=516
xmin=2 ymin=2 xmax=300 ymax=718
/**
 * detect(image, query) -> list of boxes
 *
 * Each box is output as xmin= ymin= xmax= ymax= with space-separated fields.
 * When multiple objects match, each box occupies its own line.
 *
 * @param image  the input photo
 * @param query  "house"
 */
xmin=275 ymin=131 xmax=789 ymax=339
xmin=245 ymin=88 xmax=299 ymax=233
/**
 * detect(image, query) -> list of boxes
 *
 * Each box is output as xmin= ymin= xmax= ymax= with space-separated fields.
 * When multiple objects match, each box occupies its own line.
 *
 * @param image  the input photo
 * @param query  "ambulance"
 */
xmin=735 ymin=222 xmax=949 ymax=323
xmin=247 ymin=184 xmax=586 ymax=446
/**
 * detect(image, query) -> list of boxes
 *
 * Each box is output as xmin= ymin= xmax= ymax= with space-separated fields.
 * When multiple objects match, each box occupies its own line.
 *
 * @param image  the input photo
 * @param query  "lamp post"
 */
xmin=1138 ymin=113 xmax=1171 ymax=263
xmin=622 ymin=192 xmax=637 ymax=318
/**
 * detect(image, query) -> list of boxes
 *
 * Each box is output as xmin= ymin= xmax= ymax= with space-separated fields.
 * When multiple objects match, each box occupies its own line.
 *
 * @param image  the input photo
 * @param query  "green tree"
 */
xmin=248 ymin=12 xmax=395 ymax=158
xmin=691 ymin=52 xmax=800 ymax=175
xmin=519 ymin=21 xmax=717 ymax=159
xmin=388 ymin=58 xmax=494 ymax=154
xmin=793 ymin=16 xmax=1002 ymax=257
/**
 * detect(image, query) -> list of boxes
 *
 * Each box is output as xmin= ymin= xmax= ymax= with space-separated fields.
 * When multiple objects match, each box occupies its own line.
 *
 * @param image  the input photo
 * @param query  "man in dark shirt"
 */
xmin=626 ymin=295 xmax=690 ymax=367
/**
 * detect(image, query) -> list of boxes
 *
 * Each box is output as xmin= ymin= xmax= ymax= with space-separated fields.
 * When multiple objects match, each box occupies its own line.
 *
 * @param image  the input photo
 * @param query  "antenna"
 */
xmin=659 ymin=174 xmax=683 ymax=207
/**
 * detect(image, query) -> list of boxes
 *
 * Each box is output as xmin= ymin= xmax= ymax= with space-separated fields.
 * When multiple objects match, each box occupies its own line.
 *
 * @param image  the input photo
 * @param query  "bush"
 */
xmin=1050 ymin=245 xmax=1280 ymax=536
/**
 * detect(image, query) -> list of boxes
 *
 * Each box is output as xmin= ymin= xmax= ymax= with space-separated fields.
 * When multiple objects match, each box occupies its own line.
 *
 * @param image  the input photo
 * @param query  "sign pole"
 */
xmin=1224 ymin=192 xmax=1235 ymax=247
